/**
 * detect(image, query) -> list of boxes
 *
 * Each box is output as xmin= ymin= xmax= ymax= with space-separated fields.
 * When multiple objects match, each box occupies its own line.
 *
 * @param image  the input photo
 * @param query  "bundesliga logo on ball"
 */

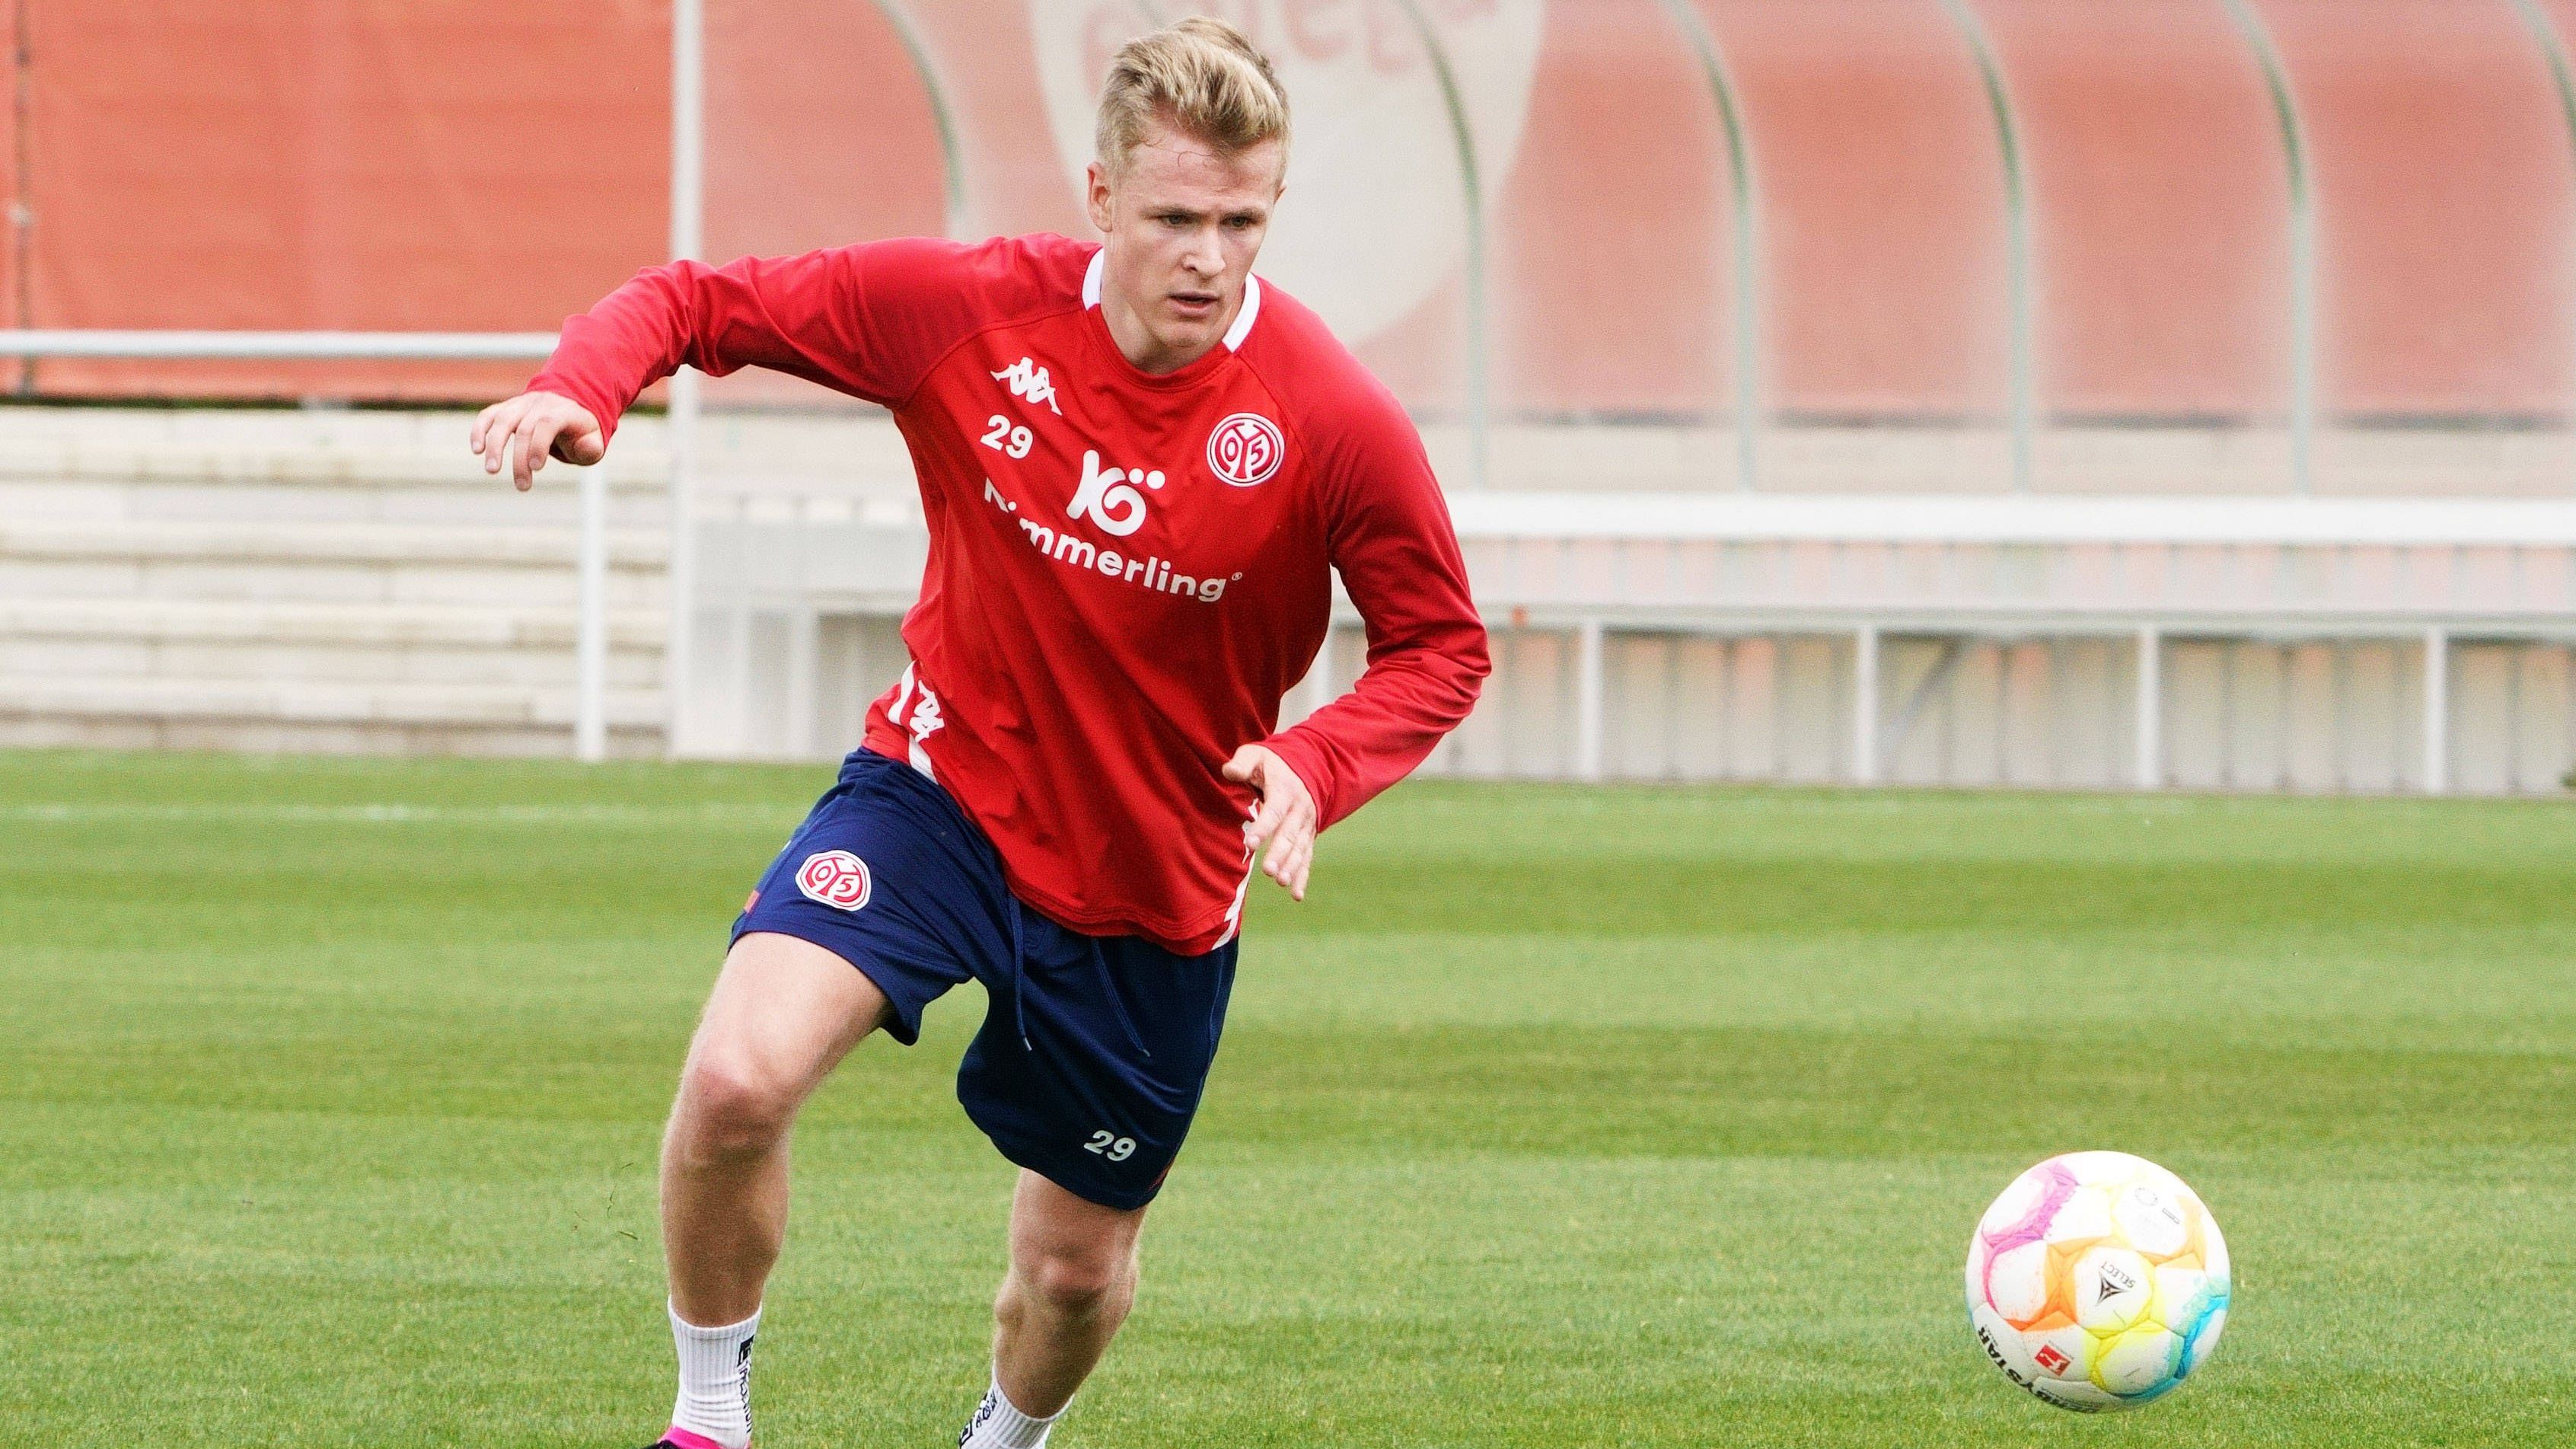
xmin=1965 ymin=1151 xmax=2232 ymax=1412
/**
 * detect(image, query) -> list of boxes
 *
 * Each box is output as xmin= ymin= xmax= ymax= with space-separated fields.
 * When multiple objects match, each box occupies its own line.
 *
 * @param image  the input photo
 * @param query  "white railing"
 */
xmin=1453 ymin=491 xmax=2576 ymax=546
xmin=688 ymin=484 xmax=2576 ymax=792
xmin=0 ymin=330 xmax=629 ymax=761
xmin=1452 ymin=491 xmax=2576 ymax=791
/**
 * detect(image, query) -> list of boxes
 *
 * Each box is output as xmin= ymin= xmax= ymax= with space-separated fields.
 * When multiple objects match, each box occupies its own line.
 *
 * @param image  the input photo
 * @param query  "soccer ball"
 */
xmin=1965 ymin=1151 xmax=2231 ymax=1411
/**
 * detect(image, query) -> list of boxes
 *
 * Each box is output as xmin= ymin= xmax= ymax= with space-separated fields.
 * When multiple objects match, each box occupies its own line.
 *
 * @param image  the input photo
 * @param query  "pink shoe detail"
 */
xmin=662 ymin=1428 xmax=732 ymax=1449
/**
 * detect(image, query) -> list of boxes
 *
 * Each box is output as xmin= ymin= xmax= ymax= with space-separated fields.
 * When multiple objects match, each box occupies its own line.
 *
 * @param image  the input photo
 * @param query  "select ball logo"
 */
xmin=1207 ymin=413 xmax=1284 ymax=487
xmin=795 ymin=851 xmax=872 ymax=911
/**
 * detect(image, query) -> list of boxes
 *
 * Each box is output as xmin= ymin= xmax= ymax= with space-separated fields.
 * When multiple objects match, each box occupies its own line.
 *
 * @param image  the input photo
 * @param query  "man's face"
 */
xmin=1088 ymin=119 xmax=1284 ymax=373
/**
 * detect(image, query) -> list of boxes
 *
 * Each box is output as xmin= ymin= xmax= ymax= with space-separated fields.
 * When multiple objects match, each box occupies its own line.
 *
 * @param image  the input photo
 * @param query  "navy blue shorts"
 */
xmin=731 ymin=748 xmax=1237 ymax=1211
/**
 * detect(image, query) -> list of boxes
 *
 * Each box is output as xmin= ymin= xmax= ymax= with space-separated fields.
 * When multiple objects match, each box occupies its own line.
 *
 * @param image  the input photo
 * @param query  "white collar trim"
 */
xmin=1223 ymin=274 xmax=1264 ymax=352
xmin=1083 ymin=247 xmax=1264 ymax=353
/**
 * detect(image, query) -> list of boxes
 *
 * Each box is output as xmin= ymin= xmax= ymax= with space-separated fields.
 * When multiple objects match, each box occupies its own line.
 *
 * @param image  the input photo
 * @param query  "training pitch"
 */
xmin=3 ymin=750 xmax=2570 ymax=1446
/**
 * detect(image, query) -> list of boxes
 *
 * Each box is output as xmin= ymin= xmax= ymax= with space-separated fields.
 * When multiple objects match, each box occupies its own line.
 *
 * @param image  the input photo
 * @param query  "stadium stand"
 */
xmin=0 ymin=407 xmax=666 ymax=755
xmin=6 ymin=1 xmax=2575 ymax=790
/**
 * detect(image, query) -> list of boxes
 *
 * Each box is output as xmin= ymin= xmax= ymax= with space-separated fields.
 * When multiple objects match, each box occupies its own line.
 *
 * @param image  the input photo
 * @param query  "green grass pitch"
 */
xmin=4 ymin=748 xmax=2571 ymax=1446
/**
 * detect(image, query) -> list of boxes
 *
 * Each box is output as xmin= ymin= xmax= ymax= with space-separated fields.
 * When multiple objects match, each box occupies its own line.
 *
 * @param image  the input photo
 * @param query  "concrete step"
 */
xmin=0 ymin=637 xmax=662 ymax=691
xmin=0 ymin=551 xmax=674 ymax=608
xmin=0 ymin=405 xmax=939 ymax=532
xmin=0 ymin=407 xmax=673 ymax=486
xmin=0 ymin=673 xmax=663 ymax=730
xmin=0 ymin=474 xmax=669 ymax=531
xmin=0 ymin=597 xmax=664 ymax=690
xmin=0 ymin=519 xmax=668 ymax=610
xmin=0 ymin=555 xmax=665 ymax=611
xmin=0 ymin=606 xmax=662 ymax=689
xmin=0 ymin=519 xmax=668 ymax=569
xmin=0 ymin=596 xmax=665 ymax=651
xmin=0 ymin=440 xmax=676 ymax=495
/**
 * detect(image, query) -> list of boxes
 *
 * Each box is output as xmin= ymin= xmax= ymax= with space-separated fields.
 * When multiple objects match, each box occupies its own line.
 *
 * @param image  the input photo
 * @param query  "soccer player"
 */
xmin=470 ymin=19 xmax=1486 ymax=1449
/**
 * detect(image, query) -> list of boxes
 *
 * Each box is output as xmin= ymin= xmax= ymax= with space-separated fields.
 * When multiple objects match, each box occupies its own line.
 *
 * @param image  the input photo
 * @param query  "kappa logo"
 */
xmin=795 ymin=850 xmax=872 ymax=911
xmin=889 ymin=663 xmax=944 ymax=777
xmin=1208 ymin=412 xmax=1283 ymax=487
xmin=991 ymin=356 xmax=1063 ymax=415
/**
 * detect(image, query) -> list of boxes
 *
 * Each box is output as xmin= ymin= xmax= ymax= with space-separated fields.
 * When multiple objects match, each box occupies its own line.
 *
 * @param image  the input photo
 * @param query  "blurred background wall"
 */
xmin=14 ymin=0 xmax=2573 ymax=434
xmin=5 ymin=1 xmax=2575 ymax=788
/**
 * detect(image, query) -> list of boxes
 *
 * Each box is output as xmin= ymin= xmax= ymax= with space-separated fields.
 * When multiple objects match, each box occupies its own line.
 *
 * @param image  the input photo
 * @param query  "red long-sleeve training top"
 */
xmin=531 ymin=231 xmax=1489 ymax=952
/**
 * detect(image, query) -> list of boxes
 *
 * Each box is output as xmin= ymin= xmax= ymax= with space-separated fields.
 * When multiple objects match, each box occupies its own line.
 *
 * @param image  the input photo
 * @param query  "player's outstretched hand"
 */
xmin=470 ymin=389 xmax=604 ymax=491
xmin=1224 ymin=744 xmax=1316 ymax=902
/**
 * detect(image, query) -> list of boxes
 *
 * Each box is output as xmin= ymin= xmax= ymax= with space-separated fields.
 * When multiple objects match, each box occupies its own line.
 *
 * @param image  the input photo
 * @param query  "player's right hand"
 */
xmin=470 ymin=390 xmax=604 ymax=491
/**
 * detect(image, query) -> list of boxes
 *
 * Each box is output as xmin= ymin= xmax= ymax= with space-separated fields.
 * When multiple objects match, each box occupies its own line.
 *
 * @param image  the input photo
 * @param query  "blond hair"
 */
xmin=1095 ymin=18 xmax=1290 ymax=180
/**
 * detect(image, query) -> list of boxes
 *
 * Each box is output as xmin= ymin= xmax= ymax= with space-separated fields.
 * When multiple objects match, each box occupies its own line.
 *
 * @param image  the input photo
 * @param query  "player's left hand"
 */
xmin=1224 ymin=745 xmax=1315 ymax=902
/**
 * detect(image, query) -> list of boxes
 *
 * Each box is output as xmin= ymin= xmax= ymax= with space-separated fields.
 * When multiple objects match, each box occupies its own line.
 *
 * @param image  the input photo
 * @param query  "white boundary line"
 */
xmin=0 ymin=802 xmax=797 ymax=825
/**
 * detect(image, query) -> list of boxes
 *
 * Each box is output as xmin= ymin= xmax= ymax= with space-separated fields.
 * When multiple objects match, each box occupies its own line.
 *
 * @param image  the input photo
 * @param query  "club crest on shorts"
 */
xmin=795 ymin=850 xmax=872 ymax=911
xmin=1207 ymin=412 xmax=1284 ymax=487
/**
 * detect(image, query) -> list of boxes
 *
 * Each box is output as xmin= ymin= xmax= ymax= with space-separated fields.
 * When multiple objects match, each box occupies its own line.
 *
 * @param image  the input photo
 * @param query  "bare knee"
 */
xmin=1016 ymin=1243 xmax=1133 ymax=1323
xmin=671 ymin=1052 xmax=802 ymax=1163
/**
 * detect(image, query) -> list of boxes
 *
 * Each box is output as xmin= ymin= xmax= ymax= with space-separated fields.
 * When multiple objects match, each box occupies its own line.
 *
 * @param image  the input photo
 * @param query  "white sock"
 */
xmin=668 ymin=1301 xmax=760 ymax=1449
xmin=958 ymin=1370 xmax=1063 ymax=1449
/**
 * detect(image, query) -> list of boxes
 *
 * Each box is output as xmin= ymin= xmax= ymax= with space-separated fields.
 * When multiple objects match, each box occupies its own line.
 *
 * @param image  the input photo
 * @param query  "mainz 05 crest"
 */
xmin=795 ymin=850 xmax=873 ymax=912
xmin=1207 ymin=413 xmax=1284 ymax=487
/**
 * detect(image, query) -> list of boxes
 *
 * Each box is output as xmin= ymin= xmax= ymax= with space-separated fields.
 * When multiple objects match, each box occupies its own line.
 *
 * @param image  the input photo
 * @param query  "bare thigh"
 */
xmin=1009 ymin=1167 xmax=1149 ymax=1278
xmin=683 ymin=930 xmax=894 ymax=1102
